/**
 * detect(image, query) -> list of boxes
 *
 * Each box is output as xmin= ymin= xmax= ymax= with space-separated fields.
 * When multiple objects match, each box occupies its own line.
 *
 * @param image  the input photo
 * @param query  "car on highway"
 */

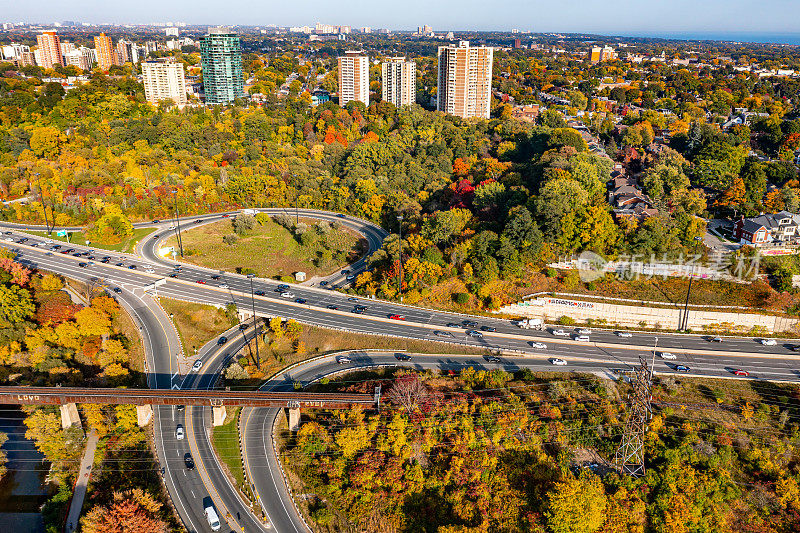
xmin=152 ymin=219 xmax=160 ymax=224
xmin=352 ymin=307 xmax=365 ymax=314
xmin=481 ymin=325 xmax=497 ymax=332
xmin=295 ymin=298 xmax=307 ymax=304
xmin=675 ymin=365 xmax=691 ymax=372
xmin=467 ymin=330 xmax=484 ymax=338
xmin=276 ymin=284 xmax=289 ymax=291
xmin=319 ymin=280 xmax=328 ymax=286
xmin=112 ymin=287 xmax=121 ymax=293
xmin=551 ymin=329 xmax=569 ymax=336
xmin=395 ymin=354 xmax=412 ymax=361
xmin=101 ymin=257 xmax=110 ymax=263
xmin=176 ymin=405 xmax=184 ymax=411
xmin=462 ymin=320 xmax=478 ymax=328
xmin=238 ymin=324 xmax=249 ymax=331
xmin=175 ymin=425 xmax=184 ymax=440
xmin=660 ymin=352 xmax=677 ymax=360
xmin=211 ymin=275 xmax=221 ymax=280
xmin=192 ymin=360 xmax=203 ymax=371
xmin=616 ymin=331 xmax=633 ymax=337
xmin=336 ymin=213 xmax=346 ymax=218
xmin=254 ymin=290 xmax=265 ymax=296
xmin=168 ymin=273 xmax=178 ymax=278
xmin=485 ymin=355 xmax=502 ymax=363
xmin=128 ymin=265 xmax=137 ymax=269
xmin=732 ymin=369 xmax=750 ymax=377
xmin=389 ymin=314 xmax=405 ymax=320
xmin=217 ymin=336 xmax=228 ymax=345
xmin=281 ymin=291 xmax=295 ymax=298
xmin=347 ymin=297 xmax=358 ymax=302
xmin=760 ymin=338 xmax=777 ymax=346
xmin=72 ymin=252 xmax=82 ymax=257
xmin=550 ymin=358 xmax=568 ymax=366
xmin=336 ymin=356 xmax=352 ymax=364
xmin=529 ymin=342 xmax=547 ymax=349
xmin=222 ymin=214 xmax=231 ymax=218
xmin=219 ymin=283 xmax=229 ymax=289
xmin=446 ymin=322 xmax=463 ymax=328
xmin=193 ymin=219 xmax=203 ymax=224
xmin=574 ymin=335 xmax=590 ymax=342
xmin=709 ymin=336 xmax=723 ymax=342
xmin=327 ymin=304 xmax=339 ymax=310
xmin=115 ymin=262 xmax=124 ymax=266
xmin=78 ymin=262 xmax=88 ymax=268
xmin=184 ymin=453 xmax=194 ymax=470
xmin=341 ymin=269 xmax=350 ymax=275
xmin=577 ymin=328 xmax=592 ymax=335
xmin=434 ymin=331 xmax=454 ymax=337
xmin=196 ymin=280 xmax=206 ymax=284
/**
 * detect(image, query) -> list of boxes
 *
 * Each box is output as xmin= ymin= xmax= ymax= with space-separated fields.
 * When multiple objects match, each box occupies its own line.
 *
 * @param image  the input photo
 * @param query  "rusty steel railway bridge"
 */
xmin=0 ymin=386 xmax=379 ymax=409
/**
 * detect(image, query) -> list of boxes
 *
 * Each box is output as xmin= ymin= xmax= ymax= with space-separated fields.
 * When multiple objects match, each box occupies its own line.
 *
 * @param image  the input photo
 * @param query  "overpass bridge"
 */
xmin=1 ymin=386 xmax=380 ymax=430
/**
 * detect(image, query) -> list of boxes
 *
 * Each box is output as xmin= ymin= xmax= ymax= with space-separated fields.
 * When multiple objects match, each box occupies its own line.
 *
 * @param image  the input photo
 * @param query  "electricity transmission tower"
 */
xmin=615 ymin=354 xmax=654 ymax=476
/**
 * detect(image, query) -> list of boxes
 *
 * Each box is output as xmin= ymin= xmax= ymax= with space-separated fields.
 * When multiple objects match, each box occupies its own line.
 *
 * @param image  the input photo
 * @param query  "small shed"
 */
xmin=294 ymin=271 xmax=307 ymax=282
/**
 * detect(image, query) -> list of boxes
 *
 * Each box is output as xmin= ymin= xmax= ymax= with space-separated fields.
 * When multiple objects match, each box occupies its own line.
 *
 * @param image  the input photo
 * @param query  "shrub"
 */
xmin=453 ymin=292 xmax=470 ymax=305
xmin=232 ymin=213 xmax=256 ymax=235
xmin=222 ymin=234 xmax=238 ymax=245
xmin=545 ymin=267 xmax=557 ymax=278
xmin=557 ymin=315 xmax=575 ymax=326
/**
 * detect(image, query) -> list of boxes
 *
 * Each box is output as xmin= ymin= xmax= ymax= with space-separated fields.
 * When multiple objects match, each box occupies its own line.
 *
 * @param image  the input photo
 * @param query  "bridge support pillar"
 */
xmin=136 ymin=404 xmax=153 ymax=427
xmin=60 ymin=403 xmax=81 ymax=430
xmin=212 ymin=406 xmax=227 ymax=426
xmin=287 ymin=407 xmax=301 ymax=432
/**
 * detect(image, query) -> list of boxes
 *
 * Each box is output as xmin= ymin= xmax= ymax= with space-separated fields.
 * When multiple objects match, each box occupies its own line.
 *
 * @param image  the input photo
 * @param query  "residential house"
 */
xmin=733 ymin=212 xmax=800 ymax=245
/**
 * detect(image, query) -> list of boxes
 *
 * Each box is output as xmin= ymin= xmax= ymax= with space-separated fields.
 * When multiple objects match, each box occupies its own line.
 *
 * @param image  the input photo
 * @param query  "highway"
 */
xmin=4 ymin=208 xmax=800 ymax=533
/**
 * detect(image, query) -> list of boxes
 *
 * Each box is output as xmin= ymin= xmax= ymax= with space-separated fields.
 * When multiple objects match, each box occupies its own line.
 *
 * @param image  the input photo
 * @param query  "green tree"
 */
xmin=0 ymin=284 xmax=35 ymax=324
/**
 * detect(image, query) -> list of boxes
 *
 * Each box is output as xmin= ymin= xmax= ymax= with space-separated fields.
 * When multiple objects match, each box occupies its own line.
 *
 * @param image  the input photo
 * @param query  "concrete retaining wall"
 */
xmin=500 ymin=296 xmax=799 ymax=333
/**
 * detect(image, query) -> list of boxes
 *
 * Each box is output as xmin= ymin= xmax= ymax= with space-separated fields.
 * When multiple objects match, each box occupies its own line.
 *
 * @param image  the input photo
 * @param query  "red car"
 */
xmin=733 ymin=369 xmax=750 ymax=377
xmin=389 ymin=314 xmax=405 ymax=320
xmin=196 ymin=280 xmax=206 ymax=284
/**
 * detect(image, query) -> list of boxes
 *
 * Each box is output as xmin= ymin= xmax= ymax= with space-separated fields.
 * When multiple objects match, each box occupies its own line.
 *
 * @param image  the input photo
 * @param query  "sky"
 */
xmin=4 ymin=0 xmax=800 ymax=42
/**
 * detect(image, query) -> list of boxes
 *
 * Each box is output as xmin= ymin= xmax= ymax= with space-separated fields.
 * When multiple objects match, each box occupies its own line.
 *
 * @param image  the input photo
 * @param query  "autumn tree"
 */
xmin=545 ymin=472 xmax=607 ymax=533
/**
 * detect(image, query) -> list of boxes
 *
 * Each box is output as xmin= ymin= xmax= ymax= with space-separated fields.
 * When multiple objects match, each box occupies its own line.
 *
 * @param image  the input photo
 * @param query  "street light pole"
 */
xmin=681 ymin=236 xmax=703 ymax=331
xmin=397 ymin=214 xmax=403 ymax=302
xmin=34 ymin=173 xmax=51 ymax=235
xmin=248 ymin=274 xmax=260 ymax=368
xmin=171 ymin=189 xmax=184 ymax=257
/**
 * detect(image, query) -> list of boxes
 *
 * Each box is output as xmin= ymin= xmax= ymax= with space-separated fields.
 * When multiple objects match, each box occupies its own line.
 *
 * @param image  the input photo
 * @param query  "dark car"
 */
xmin=480 ymin=325 xmax=496 ymax=332
xmin=327 ymin=304 xmax=339 ymax=310
xmin=485 ymin=355 xmax=501 ymax=363
xmin=152 ymin=219 xmax=160 ymax=224
xmin=352 ymin=307 xmax=365 ymax=314
xmin=295 ymin=298 xmax=307 ymax=304
xmin=78 ymin=262 xmax=88 ymax=268
xmin=217 ymin=336 xmax=228 ymax=345
xmin=193 ymin=219 xmax=203 ymax=224
xmin=128 ymin=265 xmax=137 ymax=269
xmin=184 ymin=453 xmax=195 ymax=470
xmin=238 ymin=324 xmax=249 ymax=331
xmin=168 ymin=273 xmax=178 ymax=278
xmin=101 ymin=257 xmax=110 ymax=263
xmin=347 ymin=297 xmax=358 ymax=302
xmin=115 ymin=262 xmax=124 ymax=267
xmin=254 ymin=290 xmax=265 ymax=296
xmin=112 ymin=287 xmax=122 ymax=293
xmin=211 ymin=275 xmax=221 ymax=280
xmin=446 ymin=322 xmax=463 ymax=328
xmin=395 ymin=354 xmax=412 ymax=361
xmin=319 ymin=280 xmax=328 ymax=286
xmin=463 ymin=320 xmax=478 ymax=328
xmin=88 ymin=255 xmax=96 ymax=260
xmin=675 ymin=365 xmax=691 ymax=372
xmin=336 ymin=213 xmax=346 ymax=218
xmin=72 ymin=252 xmax=82 ymax=257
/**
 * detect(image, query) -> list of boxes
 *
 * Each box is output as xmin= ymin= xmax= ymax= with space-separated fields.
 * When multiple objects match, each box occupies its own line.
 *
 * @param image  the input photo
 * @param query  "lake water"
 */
xmin=0 ymin=406 xmax=52 ymax=532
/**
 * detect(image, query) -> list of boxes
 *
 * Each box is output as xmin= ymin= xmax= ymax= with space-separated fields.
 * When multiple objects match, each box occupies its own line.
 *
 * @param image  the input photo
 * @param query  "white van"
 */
xmin=205 ymin=505 xmax=221 ymax=531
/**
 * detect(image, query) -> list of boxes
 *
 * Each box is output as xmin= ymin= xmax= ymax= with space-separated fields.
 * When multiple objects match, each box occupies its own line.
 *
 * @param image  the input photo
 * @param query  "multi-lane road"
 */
xmin=4 ymin=208 xmax=800 ymax=532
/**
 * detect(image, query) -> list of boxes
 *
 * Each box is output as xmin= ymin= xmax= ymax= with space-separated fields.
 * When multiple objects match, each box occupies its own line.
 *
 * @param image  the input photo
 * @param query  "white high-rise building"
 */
xmin=64 ymin=47 xmax=94 ymax=71
xmin=165 ymin=27 xmax=179 ymax=37
xmin=142 ymin=57 xmax=187 ymax=105
xmin=381 ymin=57 xmax=415 ymax=107
xmin=1 ymin=43 xmax=29 ymax=61
xmin=337 ymin=51 xmax=369 ymax=107
xmin=437 ymin=40 xmax=493 ymax=119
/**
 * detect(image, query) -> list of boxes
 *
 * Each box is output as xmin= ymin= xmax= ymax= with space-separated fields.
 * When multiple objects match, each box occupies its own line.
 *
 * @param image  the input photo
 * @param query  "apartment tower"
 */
xmin=381 ymin=57 xmax=416 ymax=107
xmin=36 ymin=31 xmax=64 ymax=68
xmin=436 ymin=41 xmax=493 ymax=119
xmin=199 ymin=27 xmax=244 ymax=105
xmin=142 ymin=58 xmax=187 ymax=105
xmin=94 ymin=33 xmax=117 ymax=70
xmin=337 ymin=51 xmax=369 ymax=107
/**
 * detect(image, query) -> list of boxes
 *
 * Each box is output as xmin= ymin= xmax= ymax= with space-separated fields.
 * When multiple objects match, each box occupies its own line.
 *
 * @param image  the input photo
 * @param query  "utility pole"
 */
xmin=615 ymin=354 xmax=654 ymax=477
xmin=247 ymin=274 xmax=260 ymax=367
xmin=34 ymin=173 xmax=51 ymax=235
xmin=681 ymin=236 xmax=702 ymax=331
xmin=397 ymin=214 xmax=403 ymax=302
xmin=171 ymin=189 xmax=184 ymax=257
xmin=293 ymin=174 xmax=298 ymax=225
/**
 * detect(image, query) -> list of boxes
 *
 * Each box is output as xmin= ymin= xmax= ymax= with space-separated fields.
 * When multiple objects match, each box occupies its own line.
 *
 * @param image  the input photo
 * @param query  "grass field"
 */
xmin=211 ymin=407 xmax=245 ymax=487
xmin=164 ymin=218 xmax=365 ymax=280
xmin=27 ymin=227 xmax=154 ymax=253
xmin=159 ymin=298 xmax=235 ymax=356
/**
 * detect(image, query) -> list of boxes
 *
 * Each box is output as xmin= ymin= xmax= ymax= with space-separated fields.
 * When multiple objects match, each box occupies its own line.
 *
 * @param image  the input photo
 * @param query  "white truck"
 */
xmin=512 ymin=318 xmax=544 ymax=330
xmin=241 ymin=208 xmax=258 ymax=216
xmin=204 ymin=504 xmax=221 ymax=531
